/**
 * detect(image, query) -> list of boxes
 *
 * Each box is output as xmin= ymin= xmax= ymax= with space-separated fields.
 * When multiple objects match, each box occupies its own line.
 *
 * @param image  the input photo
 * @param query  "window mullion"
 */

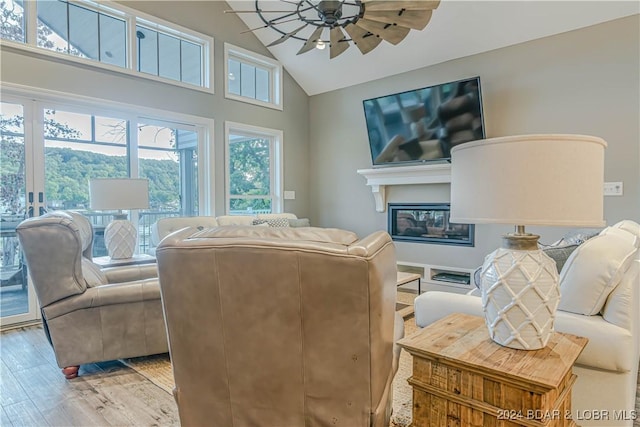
xmin=26 ymin=0 xmax=37 ymax=45
xmin=65 ymin=1 xmax=70 ymax=54
xmin=97 ymin=12 xmax=101 ymax=62
xmin=270 ymin=137 xmax=276 ymax=211
xmin=128 ymin=118 xmax=138 ymax=178
xmin=156 ymin=30 xmax=161 ymax=78
xmin=179 ymin=40 xmax=183 ymax=83
xmin=128 ymin=17 xmax=137 ymax=70
xmin=270 ymin=66 xmax=276 ymax=104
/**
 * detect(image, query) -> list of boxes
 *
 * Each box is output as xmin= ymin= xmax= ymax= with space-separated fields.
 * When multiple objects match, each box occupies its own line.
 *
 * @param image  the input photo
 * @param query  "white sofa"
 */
xmin=149 ymin=213 xmax=300 ymax=254
xmin=414 ymin=220 xmax=640 ymax=427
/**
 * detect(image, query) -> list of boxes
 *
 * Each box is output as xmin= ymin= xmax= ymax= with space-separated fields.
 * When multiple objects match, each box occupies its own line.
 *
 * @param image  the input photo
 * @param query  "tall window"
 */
xmin=1 ymin=0 xmax=212 ymax=91
xmin=225 ymin=122 xmax=283 ymax=214
xmin=224 ymin=43 xmax=282 ymax=110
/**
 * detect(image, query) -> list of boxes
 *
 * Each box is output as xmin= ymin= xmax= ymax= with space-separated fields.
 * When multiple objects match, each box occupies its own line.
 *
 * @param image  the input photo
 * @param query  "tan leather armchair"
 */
xmin=157 ymin=226 xmax=404 ymax=427
xmin=16 ymin=211 xmax=168 ymax=379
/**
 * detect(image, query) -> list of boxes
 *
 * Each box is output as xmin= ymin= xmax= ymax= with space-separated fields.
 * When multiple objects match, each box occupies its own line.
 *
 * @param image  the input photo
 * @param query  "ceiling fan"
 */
xmin=227 ymin=1 xmax=441 ymax=59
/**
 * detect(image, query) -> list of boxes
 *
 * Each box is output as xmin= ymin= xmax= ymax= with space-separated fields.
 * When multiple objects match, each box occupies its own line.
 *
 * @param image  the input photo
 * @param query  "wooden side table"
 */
xmin=397 ymin=271 xmax=422 ymax=294
xmin=397 ymin=313 xmax=588 ymax=427
xmin=93 ymin=254 xmax=156 ymax=268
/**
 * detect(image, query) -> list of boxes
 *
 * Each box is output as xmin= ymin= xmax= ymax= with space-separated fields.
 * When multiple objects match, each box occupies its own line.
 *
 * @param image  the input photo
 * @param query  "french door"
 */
xmin=0 ymin=91 xmax=210 ymax=327
xmin=0 ymin=97 xmax=41 ymax=326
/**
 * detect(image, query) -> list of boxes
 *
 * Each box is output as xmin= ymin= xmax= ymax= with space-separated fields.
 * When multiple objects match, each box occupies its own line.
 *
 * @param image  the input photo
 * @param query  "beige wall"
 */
xmin=0 ymin=1 xmax=310 ymax=218
xmin=309 ymin=15 xmax=640 ymax=269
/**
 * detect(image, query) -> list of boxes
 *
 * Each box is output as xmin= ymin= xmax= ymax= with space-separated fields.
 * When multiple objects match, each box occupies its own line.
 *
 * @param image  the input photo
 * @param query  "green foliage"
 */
xmin=0 ymin=139 xmax=24 ymax=214
xmin=228 ymin=137 xmax=271 ymax=211
xmin=0 ymin=140 xmax=179 ymax=212
xmin=140 ymin=158 xmax=180 ymax=210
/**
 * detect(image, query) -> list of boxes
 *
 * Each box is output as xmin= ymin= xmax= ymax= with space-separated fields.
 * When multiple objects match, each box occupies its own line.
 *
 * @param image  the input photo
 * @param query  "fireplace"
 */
xmin=388 ymin=203 xmax=474 ymax=246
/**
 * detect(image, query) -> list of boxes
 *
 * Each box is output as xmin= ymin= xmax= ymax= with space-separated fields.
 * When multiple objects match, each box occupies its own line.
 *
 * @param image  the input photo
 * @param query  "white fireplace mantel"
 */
xmin=356 ymin=163 xmax=452 ymax=212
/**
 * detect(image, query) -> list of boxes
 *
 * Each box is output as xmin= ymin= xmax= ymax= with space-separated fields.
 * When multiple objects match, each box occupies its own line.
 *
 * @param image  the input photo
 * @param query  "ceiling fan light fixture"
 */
xmin=234 ymin=1 xmax=440 ymax=59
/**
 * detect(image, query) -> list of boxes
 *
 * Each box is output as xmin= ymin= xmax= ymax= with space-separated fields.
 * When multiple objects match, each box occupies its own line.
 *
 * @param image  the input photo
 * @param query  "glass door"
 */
xmin=0 ymin=100 xmax=40 ymax=326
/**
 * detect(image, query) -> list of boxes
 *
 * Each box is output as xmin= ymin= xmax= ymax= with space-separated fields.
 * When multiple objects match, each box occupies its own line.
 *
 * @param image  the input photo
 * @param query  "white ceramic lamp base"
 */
xmin=104 ymin=219 xmax=137 ymax=259
xmin=481 ymin=246 xmax=560 ymax=350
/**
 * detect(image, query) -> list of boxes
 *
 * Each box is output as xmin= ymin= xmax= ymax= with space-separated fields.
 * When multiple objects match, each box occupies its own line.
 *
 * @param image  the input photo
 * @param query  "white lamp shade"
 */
xmin=89 ymin=178 xmax=150 ymax=211
xmin=450 ymin=134 xmax=607 ymax=227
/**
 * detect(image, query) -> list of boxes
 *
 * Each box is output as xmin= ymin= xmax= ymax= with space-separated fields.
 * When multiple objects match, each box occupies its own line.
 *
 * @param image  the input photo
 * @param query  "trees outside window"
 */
xmin=225 ymin=122 xmax=282 ymax=214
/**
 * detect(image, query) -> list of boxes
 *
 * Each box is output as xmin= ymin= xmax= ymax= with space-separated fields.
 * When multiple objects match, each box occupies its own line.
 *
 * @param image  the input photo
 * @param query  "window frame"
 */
xmin=224 ymin=121 xmax=283 ymax=215
xmin=224 ymin=43 xmax=283 ymax=111
xmin=1 ymin=0 xmax=214 ymax=93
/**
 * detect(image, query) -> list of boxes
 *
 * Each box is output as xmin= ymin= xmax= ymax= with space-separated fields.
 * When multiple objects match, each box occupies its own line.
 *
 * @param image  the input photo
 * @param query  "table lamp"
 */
xmin=450 ymin=134 xmax=606 ymax=350
xmin=89 ymin=178 xmax=150 ymax=259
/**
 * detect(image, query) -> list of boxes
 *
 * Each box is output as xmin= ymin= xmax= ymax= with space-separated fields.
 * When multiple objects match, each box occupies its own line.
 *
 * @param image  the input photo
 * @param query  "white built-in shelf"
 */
xmin=356 ymin=163 xmax=452 ymax=212
xmin=398 ymin=261 xmax=475 ymax=292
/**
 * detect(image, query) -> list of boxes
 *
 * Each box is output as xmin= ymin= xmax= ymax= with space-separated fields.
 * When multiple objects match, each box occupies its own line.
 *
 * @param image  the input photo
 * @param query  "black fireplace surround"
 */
xmin=388 ymin=203 xmax=475 ymax=246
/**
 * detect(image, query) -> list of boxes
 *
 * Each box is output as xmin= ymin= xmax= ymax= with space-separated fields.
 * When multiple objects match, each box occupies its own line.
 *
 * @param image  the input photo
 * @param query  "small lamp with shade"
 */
xmin=449 ymin=134 xmax=607 ymax=350
xmin=89 ymin=178 xmax=150 ymax=260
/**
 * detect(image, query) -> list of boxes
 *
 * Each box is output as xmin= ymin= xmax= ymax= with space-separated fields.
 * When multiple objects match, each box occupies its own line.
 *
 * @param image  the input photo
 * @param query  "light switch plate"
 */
xmin=603 ymin=182 xmax=623 ymax=196
xmin=284 ymin=190 xmax=296 ymax=200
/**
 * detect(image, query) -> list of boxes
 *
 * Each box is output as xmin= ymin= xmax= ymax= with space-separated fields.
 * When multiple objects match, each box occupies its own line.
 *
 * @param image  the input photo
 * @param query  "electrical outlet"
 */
xmin=603 ymin=182 xmax=623 ymax=196
xmin=284 ymin=190 xmax=296 ymax=200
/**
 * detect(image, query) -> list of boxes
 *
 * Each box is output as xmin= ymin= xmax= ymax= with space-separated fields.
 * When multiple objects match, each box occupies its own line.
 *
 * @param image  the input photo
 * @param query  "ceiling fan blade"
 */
xmin=363 ymin=9 xmax=433 ymax=30
xmin=343 ymin=23 xmax=382 ymax=55
xmin=296 ymin=26 xmax=324 ymax=55
xmin=329 ymin=26 xmax=350 ymax=59
xmin=241 ymin=17 xmax=300 ymax=34
xmin=224 ymin=10 xmax=294 ymax=13
xmin=267 ymin=24 xmax=307 ymax=47
xmin=362 ymin=1 xmax=440 ymax=12
xmin=354 ymin=18 xmax=410 ymax=45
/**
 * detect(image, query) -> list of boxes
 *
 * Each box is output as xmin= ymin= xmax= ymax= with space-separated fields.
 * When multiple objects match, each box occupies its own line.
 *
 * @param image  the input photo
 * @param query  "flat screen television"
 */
xmin=362 ymin=76 xmax=485 ymax=167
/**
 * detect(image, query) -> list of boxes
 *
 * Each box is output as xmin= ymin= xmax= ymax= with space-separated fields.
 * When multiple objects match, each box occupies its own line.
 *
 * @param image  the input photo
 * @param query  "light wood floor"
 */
xmin=2 ymin=322 xmax=639 ymax=427
xmin=0 ymin=324 xmax=179 ymax=426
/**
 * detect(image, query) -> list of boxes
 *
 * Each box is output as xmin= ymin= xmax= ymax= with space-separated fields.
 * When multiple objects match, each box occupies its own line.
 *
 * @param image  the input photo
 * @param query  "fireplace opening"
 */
xmin=388 ymin=203 xmax=474 ymax=246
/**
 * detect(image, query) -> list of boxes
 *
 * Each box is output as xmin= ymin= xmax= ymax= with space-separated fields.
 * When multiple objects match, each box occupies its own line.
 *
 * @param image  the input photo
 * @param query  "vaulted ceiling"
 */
xmin=226 ymin=1 xmax=639 ymax=95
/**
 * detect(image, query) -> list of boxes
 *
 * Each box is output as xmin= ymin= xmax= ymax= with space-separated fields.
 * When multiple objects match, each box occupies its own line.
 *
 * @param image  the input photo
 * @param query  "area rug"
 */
xmin=123 ymin=291 xmax=419 ymax=426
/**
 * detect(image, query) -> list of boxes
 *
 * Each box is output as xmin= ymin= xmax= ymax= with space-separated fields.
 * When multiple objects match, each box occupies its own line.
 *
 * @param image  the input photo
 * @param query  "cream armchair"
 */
xmin=156 ymin=226 xmax=404 ymax=427
xmin=16 ymin=211 xmax=168 ymax=379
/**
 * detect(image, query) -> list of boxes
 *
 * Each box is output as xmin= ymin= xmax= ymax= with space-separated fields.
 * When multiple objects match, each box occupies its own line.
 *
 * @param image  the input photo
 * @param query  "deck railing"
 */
xmin=1 ymin=208 xmax=272 ymax=284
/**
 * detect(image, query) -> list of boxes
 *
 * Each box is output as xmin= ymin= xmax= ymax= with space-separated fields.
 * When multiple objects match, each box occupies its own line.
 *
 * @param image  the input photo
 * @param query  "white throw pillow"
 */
xmin=599 ymin=226 xmax=640 ymax=248
xmin=216 ymin=215 xmax=256 ymax=226
xmin=612 ymin=220 xmax=640 ymax=238
xmin=257 ymin=213 xmax=297 ymax=220
xmin=602 ymin=260 xmax=638 ymax=330
xmin=558 ymin=231 xmax=638 ymax=315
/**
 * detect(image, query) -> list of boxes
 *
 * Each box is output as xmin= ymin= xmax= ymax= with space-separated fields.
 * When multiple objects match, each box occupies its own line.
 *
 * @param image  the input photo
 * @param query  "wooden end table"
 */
xmin=397 ymin=313 xmax=588 ymax=427
xmin=93 ymin=254 xmax=156 ymax=268
xmin=397 ymin=271 xmax=422 ymax=294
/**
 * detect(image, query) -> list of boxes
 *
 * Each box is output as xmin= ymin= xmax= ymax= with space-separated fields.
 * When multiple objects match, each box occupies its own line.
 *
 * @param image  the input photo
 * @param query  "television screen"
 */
xmin=363 ymin=77 xmax=485 ymax=166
